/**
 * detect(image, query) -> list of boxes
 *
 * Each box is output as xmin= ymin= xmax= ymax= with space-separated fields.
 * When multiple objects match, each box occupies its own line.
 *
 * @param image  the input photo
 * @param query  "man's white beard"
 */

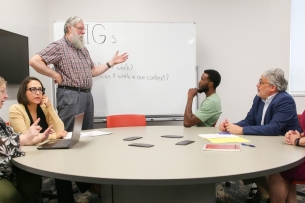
xmin=71 ymin=31 xmax=85 ymax=49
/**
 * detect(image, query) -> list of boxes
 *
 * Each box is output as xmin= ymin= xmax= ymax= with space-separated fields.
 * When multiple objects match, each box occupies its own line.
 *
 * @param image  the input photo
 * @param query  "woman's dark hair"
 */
xmin=204 ymin=69 xmax=221 ymax=89
xmin=17 ymin=76 xmax=44 ymax=105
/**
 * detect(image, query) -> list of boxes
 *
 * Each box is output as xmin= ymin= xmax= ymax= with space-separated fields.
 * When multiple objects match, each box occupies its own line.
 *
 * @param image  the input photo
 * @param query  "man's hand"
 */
xmin=53 ymin=72 xmax=63 ymax=85
xmin=183 ymin=88 xmax=201 ymax=127
xmin=29 ymin=54 xmax=60 ymax=83
xmin=225 ymin=123 xmax=243 ymax=135
xmin=188 ymin=88 xmax=198 ymax=99
xmin=219 ymin=119 xmax=229 ymax=132
xmin=109 ymin=51 xmax=128 ymax=66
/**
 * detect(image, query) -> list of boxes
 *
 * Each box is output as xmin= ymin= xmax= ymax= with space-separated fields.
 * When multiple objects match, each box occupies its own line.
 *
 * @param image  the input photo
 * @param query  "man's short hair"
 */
xmin=17 ymin=76 xmax=45 ymax=105
xmin=204 ymin=69 xmax=221 ymax=89
xmin=64 ymin=16 xmax=83 ymax=34
xmin=263 ymin=68 xmax=288 ymax=91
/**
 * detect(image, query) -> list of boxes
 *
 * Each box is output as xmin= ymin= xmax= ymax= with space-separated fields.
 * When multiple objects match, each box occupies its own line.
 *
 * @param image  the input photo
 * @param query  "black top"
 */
xmin=24 ymin=105 xmax=48 ymax=133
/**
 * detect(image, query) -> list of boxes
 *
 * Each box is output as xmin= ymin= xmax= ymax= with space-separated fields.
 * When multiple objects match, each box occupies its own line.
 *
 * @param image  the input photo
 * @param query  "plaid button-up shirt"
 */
xmin=39 ymin=37 xmax=94 ymax=88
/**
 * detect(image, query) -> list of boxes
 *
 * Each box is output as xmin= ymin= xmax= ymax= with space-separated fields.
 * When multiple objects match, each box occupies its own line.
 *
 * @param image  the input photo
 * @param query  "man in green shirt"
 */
xmin=184 ymin=69 xmax=222 ymax=127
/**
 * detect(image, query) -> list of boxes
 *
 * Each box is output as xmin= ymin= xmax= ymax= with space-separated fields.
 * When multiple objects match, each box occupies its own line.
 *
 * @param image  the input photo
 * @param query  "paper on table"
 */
xmin=81 ymin=131 xmax=113 ymax=137
xmin=64 ymin=131 xmax=113 ymax=139
xmin=199 ymin=134 xmax=239 ymax=139
xmin=199 ymin=133 xmax=251 ymax=143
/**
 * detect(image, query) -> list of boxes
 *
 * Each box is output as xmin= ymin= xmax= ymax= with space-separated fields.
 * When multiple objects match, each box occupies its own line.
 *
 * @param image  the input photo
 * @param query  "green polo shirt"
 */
xmin=194 ymin=93 xmax=222 ymax=127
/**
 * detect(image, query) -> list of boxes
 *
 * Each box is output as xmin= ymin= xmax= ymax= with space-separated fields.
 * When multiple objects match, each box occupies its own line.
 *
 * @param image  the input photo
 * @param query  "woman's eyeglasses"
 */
xmin=0 ymin=89 xmax=8 ymax=95
xmin=27 ymin=87 xmax=45 ymax=94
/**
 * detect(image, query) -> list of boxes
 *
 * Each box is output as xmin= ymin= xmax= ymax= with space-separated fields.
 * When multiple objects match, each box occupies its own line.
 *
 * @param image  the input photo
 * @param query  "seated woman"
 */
xmin=9 ymin=76 xmax=67 ymax=144
xmin=9 ymin=76 xmax=100 ymax=202
xmin=269 ymin=110 xmax=305 ymax=203
xmin=0 ymin=76 xmax=53 ymax=203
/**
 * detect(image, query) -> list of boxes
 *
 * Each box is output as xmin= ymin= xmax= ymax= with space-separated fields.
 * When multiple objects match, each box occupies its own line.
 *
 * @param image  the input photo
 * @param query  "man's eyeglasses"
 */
xmin=74 ymin=26 xmax=86 ymax=31
xmin=27 ymin=87 xmax=45 ymax=94
xmin=258 ymin=80 xmax=272 ymax=86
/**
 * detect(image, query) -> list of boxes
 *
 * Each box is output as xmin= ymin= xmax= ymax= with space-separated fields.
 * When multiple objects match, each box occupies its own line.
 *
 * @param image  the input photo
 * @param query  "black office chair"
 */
xmin=246 ymin=187 xmax=259 ymax=203
xmin=224 ymin=181 xmax=261 ymax=203
xmin=41 ymin=190 xmax=57 ymax=200
xmin=40 ymin=177 xmax=58 ymax=201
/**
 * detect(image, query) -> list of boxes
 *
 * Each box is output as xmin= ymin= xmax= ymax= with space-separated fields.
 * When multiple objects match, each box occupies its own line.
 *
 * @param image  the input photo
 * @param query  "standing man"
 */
xmin=29 ymin=16 xmax=128 ymax=203
xmin=218 ymin=68 xmax=301 ymax=202
xmin=184 ymin=69 xmax=221 ymax=127
xmin=29 ymin=16 xmax=128 ymax=132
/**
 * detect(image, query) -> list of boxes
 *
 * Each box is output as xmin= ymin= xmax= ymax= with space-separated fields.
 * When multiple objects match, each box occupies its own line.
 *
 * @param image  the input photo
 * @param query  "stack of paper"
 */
xmin=199 ymin=133 xmax=250 ymax=143
xmin=64 ymin=131 xmax=113 ymax=139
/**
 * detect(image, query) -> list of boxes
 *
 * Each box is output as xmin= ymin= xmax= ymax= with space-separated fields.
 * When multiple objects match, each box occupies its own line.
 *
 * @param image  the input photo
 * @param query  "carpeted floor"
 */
xmin=41 ymin=178 xmax=305 ymax=203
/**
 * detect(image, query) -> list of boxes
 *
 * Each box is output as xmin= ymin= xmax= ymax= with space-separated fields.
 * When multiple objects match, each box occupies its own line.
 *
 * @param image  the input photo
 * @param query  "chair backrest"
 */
xmin=298 ymin=113 xmax=303 ymax=131
xmin=298 ymin=114 xmax=301 ymax=125
xmin=292 ymin=180 xmax=305 ymax=185
xmin=291 ymin=114 xmax=305 ymax=186
xmin=106 ymin=114 xmax=146 ymax=128
xmin=212 ymin=119 xmax=218 ymax=127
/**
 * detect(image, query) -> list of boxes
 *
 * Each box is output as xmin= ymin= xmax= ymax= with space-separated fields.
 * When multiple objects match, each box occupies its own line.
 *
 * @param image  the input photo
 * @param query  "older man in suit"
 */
xmin=219 ymin=68 xmax=301 ymax=202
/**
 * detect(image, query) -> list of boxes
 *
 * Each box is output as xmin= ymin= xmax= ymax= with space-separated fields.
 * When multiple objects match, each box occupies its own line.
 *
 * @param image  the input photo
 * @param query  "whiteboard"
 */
xmin=54 ymin=21 xmax=196 ymax=118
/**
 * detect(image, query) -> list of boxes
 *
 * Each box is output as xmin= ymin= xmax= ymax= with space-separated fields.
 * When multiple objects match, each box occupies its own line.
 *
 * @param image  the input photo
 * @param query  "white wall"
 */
xmin=1 ymin=0 xmax=305 ymax=125
xmin=0 ymin=0 xmax=50 ymax=121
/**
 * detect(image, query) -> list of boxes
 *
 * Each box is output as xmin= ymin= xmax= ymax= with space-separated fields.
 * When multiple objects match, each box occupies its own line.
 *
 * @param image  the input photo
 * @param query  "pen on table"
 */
xmin=218 ymin=132 xmax=231 ymax=135
xmin=241 ymin=143 xmax=256 ymax=147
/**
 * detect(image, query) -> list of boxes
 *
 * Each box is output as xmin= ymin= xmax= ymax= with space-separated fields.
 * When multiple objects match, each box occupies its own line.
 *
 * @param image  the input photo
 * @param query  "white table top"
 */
xmin=12 ymin=126 xmax=305 ymax=186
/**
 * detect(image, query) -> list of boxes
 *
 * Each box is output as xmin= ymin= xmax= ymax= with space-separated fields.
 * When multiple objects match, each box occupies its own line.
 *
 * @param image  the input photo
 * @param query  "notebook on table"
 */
xmin=203 ymin=144 xmax=241 ymax=151
xmin=37 ymin=112 xmax=84 ymax=150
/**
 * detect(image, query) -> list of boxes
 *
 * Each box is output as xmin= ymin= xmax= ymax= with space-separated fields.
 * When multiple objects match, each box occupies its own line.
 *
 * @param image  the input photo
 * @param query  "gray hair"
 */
xmin=262 ymin=68 xmax=288 ymax=91
xmin=64 ymin=16 xmax=83 ymax=34
xmin=0 ymin=76 xmax=7 ymax=87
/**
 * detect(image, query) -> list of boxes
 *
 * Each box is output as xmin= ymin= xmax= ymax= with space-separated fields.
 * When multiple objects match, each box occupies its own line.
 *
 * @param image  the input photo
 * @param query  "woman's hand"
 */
xmin=32 ymin=125 xmax=54 ymax=144
xmin=56 ymin=130 xmax=68 ymax=139
xmin=20 ymin=118 xmax=42 ymax=146
xmin=41 ymin=95 xmax=51 ymax=107
xmin=40 ymin=125 xmax=54 ymax=142
xmin=285 ymin=130 xmax=293 ymax=144
xmin=285 ymin=130 xmax=301 ymax=145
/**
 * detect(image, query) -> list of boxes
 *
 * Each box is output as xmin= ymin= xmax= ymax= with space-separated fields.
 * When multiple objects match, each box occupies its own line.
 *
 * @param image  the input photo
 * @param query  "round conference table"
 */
xmin=12 ymin=126 xmax=305 ymax=203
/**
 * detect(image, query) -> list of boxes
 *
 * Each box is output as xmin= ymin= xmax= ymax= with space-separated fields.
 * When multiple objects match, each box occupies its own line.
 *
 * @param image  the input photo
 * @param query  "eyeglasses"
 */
xmin=74 ymin=26 xmax=86 ymax=31
xmin=0 ymin=89 xmax=8 ymax=95
xmin=27 ymin=87 xmax=45 ymax=94
xmin=258 ymin=80 xmax=272 ymax=86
